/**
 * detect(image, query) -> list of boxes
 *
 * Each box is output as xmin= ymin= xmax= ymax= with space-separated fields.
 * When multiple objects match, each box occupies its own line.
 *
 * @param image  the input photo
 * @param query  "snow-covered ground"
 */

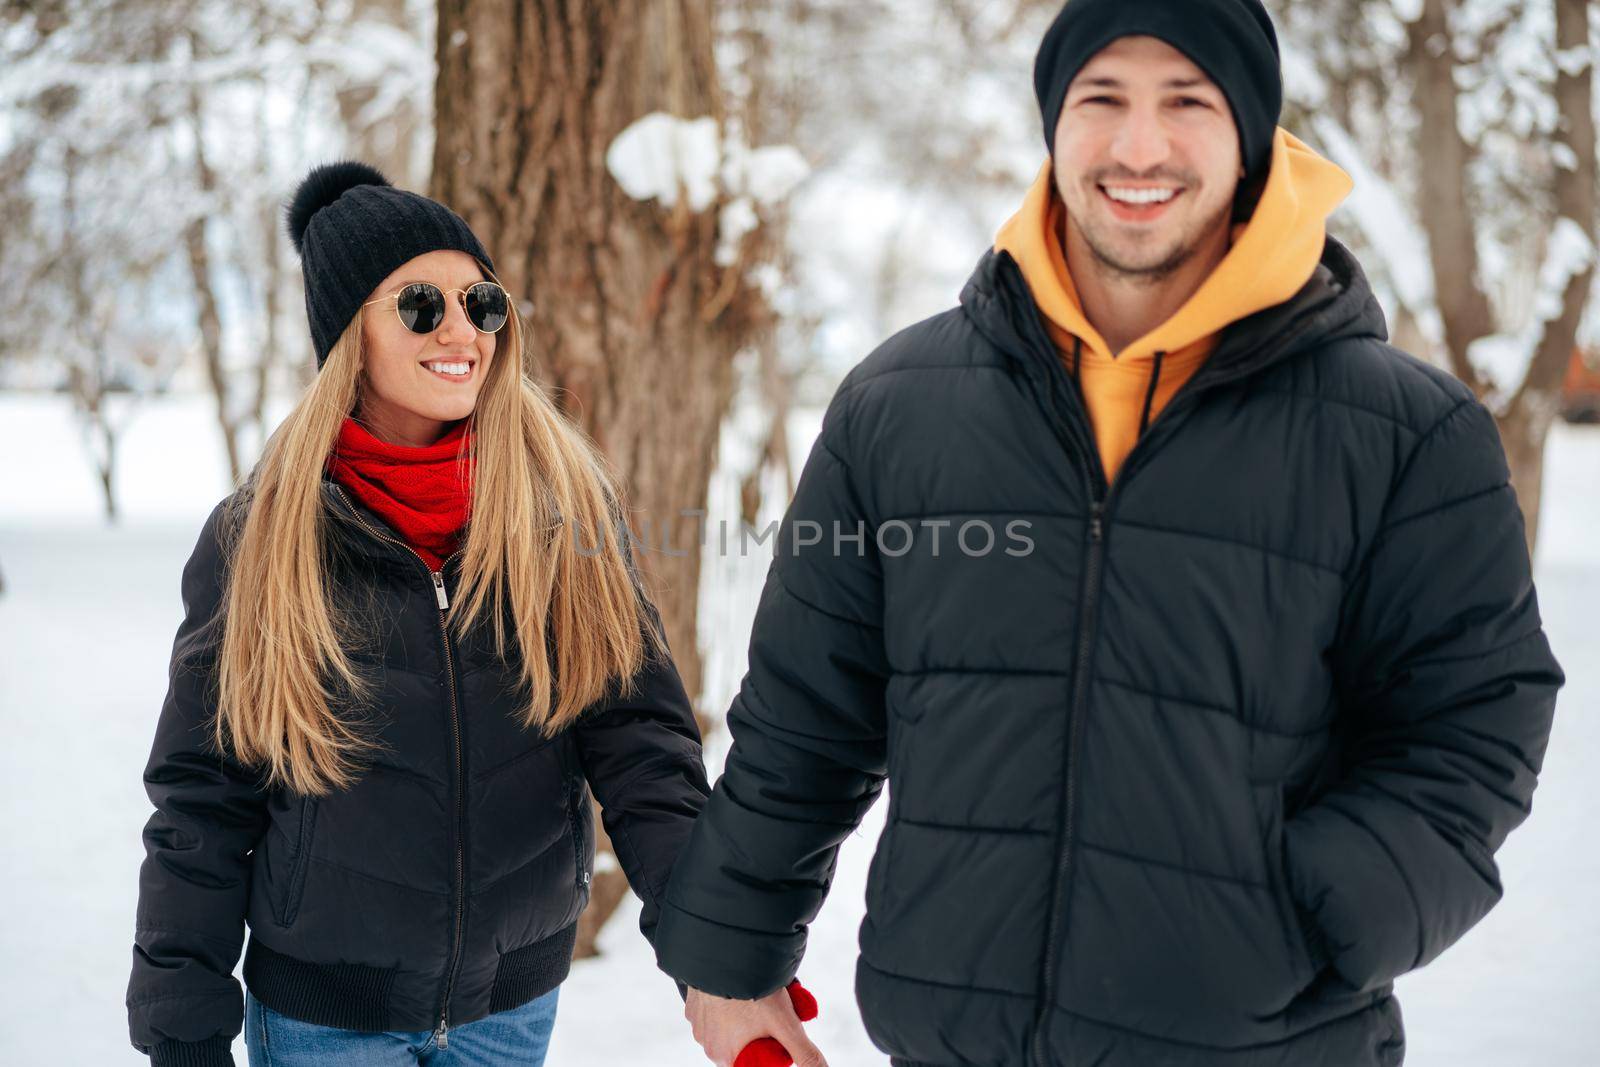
xmin=1 ymin=392 xmax=1596 ymax=1064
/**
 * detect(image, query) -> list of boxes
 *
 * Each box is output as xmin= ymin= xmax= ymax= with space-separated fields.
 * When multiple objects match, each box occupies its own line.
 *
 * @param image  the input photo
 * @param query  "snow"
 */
xmin=0 ymin=28 xmax=430 ymax=107
xmin=717 ymin=197 xmax=762 ymax=266
xmin=1280 ymin=40 xmax=1329 ymax=111
xmin=2 ymin=392 xmax=1597 ymax=1063
xmin=722 ymin=141 xmax=810 ymax=206
xmin=1468 ymin=217 xmax=1596 ymax=410
xmin=1467 ymin=332 xmax=1539 ymax=403
xmin=1390 ymin=0 xmax=1423 ymax=25
xmin=1308 ymin=114 xmax=1447 ymax=351
xmin=1554 ymin=44 xmax=1593 ymax=78
xmin=606 ymin=112 xmax=809 ymax=269
xmin=1536 ymin=218 xmax=1597 ymax=323
xmin=606 ymin=113 xmax=724 ymax=212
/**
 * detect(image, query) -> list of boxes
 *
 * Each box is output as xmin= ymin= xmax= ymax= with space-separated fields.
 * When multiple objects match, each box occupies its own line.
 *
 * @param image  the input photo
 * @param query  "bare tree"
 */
xmin=180 ymin=35 xmax=246 ymax=486
xmin=0 ymin=0 xmax=439 ymax=503
xmin=1400 ymin=0 xmax=1595 ymax=550
xmin=0 ymin=11 xmax=181 ymax=518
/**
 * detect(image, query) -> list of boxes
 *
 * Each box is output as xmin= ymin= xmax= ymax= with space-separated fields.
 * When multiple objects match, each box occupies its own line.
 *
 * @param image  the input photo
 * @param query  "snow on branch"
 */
xmin=1280 ymin=41 xmax=1446 ymax=351
xmin=0 ymin=25 xmax=429 ymax=105
xmin=607 ymin=113 xmax=723 ymax=211
xmin=1468 ymin=216 xmax=1596 ymax=412
xmin=1307 ymin=113 xmax=1445 ymax=351
xmin=1554 ymin=44 xmax=1592 ymax=77
xmin=605 ymin=111 xmax=809 ymax=265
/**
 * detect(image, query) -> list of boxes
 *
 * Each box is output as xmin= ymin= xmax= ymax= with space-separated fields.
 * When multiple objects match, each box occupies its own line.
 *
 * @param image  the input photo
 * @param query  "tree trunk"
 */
xmin=97 ymin=416 xmax=119 ymax=524
xmin=1501 ymin=0 xmax=1599 ymax=554
xmin=62 ymin=149 xmax=124 ymax=525
xmin=184 ymin=56 xmax=242 ymax=488
xmin=1405 ymin=0 xmax=1494 ymax=392
xmin=432 ymin=0 xmax=770 ymax=957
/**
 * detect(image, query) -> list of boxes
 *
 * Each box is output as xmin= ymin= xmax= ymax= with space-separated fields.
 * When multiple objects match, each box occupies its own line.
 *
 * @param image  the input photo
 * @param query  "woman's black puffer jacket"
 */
xmin=126 ymin=476 xmax=710 ymax=1066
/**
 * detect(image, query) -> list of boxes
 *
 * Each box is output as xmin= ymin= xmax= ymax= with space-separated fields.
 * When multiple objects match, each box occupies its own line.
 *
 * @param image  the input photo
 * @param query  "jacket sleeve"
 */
xmin=1285 ymin=396 xmax=1564 ymax=992
xmin=651 ymin=383 xmax=891 ymax=999
xmin=127 ymin=499 xmax=267 ymax=1067
xmin=572 ymin=591 xmax=712 ymax=954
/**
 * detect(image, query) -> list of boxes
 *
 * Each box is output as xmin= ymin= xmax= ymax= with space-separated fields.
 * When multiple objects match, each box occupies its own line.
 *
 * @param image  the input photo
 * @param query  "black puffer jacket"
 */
xmin=652 ymin=237 xmax=1563 ymax=1065
xmin=127 ymin=478 xmax=709 ymax=1066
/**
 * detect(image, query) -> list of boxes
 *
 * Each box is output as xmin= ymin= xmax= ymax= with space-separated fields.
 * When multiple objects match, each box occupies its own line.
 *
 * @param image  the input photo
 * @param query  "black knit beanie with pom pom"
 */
xmin=285 ymin=161 xmax=496 ymax=369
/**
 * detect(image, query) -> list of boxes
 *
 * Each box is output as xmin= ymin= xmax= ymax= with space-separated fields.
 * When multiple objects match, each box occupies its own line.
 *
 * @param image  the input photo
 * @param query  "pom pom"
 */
xmin=285 ymin=161 xmax=391 ymax=255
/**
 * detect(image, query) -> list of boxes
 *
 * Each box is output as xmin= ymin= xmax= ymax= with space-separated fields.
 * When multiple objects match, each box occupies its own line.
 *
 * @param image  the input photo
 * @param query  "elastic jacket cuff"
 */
xmin=148 ymin=1035 xmax=234 ymax=1067
xmin=653 ymin=901 xmax=800 ymax=1000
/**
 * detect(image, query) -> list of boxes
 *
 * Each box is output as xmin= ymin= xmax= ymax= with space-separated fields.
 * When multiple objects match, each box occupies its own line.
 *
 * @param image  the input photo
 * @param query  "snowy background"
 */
xmin=3 ymin=0 xmax=1599 ymax=1062
xmin=1 ymin=391 xmax=1596 ymax=1065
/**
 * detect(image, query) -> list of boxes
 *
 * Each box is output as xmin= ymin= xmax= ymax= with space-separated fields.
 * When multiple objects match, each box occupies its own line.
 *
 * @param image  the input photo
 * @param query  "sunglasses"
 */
xmin=362 ymin=281 xmax=510 ymax=335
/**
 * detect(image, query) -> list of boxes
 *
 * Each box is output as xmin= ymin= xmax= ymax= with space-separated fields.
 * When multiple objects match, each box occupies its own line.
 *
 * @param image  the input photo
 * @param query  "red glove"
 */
xmin=732 ymin=980 xmax=819 ymax=1067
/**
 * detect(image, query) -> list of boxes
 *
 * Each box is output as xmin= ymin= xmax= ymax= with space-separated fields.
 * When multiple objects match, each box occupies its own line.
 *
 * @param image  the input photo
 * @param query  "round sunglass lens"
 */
xmin=396 ymin=283 xmax=446 ymax=333
xmin=465 ymin=283 xmax=509 ymax=333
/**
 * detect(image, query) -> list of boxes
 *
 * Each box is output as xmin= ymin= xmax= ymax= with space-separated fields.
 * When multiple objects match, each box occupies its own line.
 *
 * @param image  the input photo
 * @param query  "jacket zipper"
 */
xmin=1010 ymin=279 xmax=1191 ymax=1065
xmin=1015 ymin=310 xmax=1312 ymax=1064
xmin=329 ymin=484 xmax=466 ymax=1050
xmin=1019 ymin=329 xmax=1106 ymax=1066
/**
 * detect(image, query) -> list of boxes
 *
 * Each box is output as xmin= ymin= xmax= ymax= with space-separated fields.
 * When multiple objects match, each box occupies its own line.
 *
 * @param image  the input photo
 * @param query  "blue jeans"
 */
xmin=244 ymin=987 xmax=559 ymax=1066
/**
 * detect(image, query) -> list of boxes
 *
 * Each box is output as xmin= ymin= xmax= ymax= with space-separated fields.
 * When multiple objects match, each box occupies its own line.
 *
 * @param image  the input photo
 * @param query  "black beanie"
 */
xmin=285 ymin=161 xmax=497 ymax=370
xmin=1033 ymin=0 xmax=1281 ymax=191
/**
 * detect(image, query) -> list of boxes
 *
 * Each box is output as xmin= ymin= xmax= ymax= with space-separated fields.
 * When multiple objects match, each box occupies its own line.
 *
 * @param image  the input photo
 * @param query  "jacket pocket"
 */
xmin=279 ymin=797 xmax=319 ymax=927
xmin=1259 ymin=783 xmax=1316 ymax=992
xmin=565 ymin=778 xmax=591 ymax=893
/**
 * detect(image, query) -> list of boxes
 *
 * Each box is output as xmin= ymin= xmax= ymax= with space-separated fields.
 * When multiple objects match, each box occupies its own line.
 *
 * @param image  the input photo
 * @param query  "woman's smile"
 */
xmin=421 ymin=357 xmax=476 ymax=382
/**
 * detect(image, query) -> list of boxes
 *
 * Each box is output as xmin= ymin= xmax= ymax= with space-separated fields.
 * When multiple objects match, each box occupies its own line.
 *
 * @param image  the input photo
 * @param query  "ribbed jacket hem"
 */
xmin=488 ymin=922 xmax=578 ymax=1013
xmin=148 ymin=1035 xmax=233 ymax=1067
xmin=242 ymin=923 xmax=578 ymax=1032
xmin=243 ymin=938 xmax=399 ymax=1031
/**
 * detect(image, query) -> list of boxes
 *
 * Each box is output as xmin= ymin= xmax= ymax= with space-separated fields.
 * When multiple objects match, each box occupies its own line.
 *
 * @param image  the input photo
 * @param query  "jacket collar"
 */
xmin=321 ymin=476 xmax=461 ymax=572
xmin=960 ymin=231 xmax=1387 ymax=397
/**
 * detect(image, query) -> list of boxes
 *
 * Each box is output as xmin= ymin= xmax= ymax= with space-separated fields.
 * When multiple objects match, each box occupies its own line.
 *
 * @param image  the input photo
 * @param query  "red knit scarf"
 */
xmin=326 ymin=416 xmax=473 ymax=570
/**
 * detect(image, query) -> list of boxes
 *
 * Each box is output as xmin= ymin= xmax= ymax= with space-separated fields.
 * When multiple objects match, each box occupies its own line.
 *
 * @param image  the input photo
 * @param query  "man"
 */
xmin=653 ymin=1 xmax=1564 ymax=1064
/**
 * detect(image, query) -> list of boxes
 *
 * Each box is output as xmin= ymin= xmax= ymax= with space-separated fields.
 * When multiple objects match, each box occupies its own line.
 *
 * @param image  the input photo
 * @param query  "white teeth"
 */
xmin=424 ymin=362 xmax=471 ymax=376
xmin=1103 ymin=186 xmax=1178 ymax=204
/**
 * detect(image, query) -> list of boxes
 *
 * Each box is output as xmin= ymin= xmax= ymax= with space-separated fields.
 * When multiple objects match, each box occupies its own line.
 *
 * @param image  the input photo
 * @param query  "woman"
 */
xmin=125 ymin=162 xmax=710 ymax=1066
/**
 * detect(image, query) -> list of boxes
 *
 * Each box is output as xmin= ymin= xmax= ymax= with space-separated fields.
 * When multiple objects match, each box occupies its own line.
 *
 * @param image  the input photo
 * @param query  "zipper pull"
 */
xmin=1089 ymin=502 xmax=1105 ymax=543
xmin=431 ymin=571 xmax=449 ymax=610
xmin=436 ymin=1017 xmax=449 ymax=1049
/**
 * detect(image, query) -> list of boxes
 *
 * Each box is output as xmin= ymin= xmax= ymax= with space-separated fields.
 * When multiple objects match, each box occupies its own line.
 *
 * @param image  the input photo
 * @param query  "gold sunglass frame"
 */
xmin=360 ymin=281 xmax=511 ymax=335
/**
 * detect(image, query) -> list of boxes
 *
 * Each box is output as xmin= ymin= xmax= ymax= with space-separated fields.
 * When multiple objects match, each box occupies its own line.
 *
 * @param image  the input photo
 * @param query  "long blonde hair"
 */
xmin=212 ymin=284 xmax=657 ymax=796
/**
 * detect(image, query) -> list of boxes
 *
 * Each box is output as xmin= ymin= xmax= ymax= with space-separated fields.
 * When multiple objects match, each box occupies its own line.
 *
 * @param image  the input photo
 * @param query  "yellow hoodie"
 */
xmin=993 ymin=127 xmax=1353 ymax=483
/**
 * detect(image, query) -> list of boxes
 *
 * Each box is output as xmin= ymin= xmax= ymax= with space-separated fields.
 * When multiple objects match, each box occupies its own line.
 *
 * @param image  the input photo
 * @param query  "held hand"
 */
xmin=735 ymin=981 xmax=820 ymax=1067
xmin=684 ymin=979 xmax=825 ymax=1067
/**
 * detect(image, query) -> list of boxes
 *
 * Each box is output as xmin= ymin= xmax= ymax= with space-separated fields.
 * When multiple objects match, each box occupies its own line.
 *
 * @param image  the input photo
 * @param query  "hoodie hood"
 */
xmin=988 ymin=126 xmax=1358 ymax=480
xmin=994 ymin=126 xmax=1354 ymax=365
xmin=962 ymin=226 xmax=1387 ymax=400
xmin=960 ymin=204 xmax=1388 ymax=490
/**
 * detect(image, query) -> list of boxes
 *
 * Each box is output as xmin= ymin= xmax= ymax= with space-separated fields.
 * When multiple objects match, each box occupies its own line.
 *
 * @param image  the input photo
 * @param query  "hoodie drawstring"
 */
xmin=1138 ymin=350 xmax=1166 ymax=438
xmin=1071 ymin=335 xmax=1083 ymax=389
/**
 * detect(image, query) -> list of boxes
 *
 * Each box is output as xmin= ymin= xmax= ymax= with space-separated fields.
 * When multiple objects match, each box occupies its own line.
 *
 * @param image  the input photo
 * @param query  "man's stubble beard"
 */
xmin=1066 ymin=184 xmax=1233 ymax=287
